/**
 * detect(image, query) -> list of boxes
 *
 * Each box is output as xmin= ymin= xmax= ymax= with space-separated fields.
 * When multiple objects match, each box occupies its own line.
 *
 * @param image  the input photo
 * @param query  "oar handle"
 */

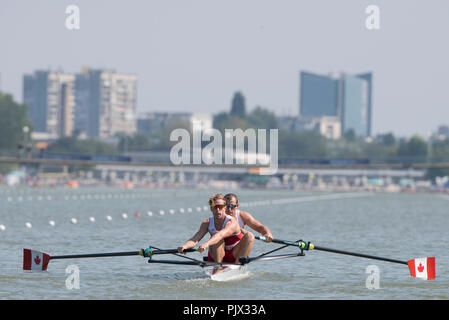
xmin=256 ymin=235 xmax=300 ymax=246
xmin=256 ymin=236 xmax=314 ymax=250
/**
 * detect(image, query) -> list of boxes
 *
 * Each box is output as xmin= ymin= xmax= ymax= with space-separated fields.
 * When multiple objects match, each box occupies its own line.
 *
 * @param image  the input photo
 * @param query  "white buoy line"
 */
xmin=2 ymin=192 xmax=160 ymax=203
xmin=0 ymin=193 xmax=373 ymax=232
xmin=0 ymin=205 xmax=203 ymax=231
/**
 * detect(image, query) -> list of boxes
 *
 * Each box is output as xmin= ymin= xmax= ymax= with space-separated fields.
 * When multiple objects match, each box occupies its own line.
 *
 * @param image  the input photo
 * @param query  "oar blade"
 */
xmin=407 ymin=257 xmax=436 ymax=280
xmin=23 ymin=249 xmax=51 ymax=271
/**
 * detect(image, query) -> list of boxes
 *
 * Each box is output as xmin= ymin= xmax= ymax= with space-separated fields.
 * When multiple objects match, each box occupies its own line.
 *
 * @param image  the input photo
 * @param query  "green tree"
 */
xmin=278 ymin=131 xmax=328 ymax=158
xmin=213 ymin=111 xmax=231 ymax=134
xmin=155 ymin=119 xmax=192 ymax=151
xmin=379 ymin=132 xmax=396 ymax=146
xmin=118 ymin=133 xmax=155 ymax=152
xmin=214 ymin=115 xmax=249 ymax=134
xmin=246 ymin=106 xmax=279 ymax=129
xmin=361 ymin=142 xmax=397 ymax=161
xmin=46 ymin=136 xmax=118 ymax=155
xmin=426 ymin=138 xmax=449 ymax=181
xmin=343 ymin=129 xmax=356 ymax=143
xmin=0 ymin=92 xmax=32 ymax=151
xmin=430 ymin=138 xmax=449 ymax=161
xmin=397 ymin=135 xmax=428 ymax=160
xmin=327 ymin=136 xmax=364 ymax=158
xmin=230 ymin=91 xmax=246 ymax=118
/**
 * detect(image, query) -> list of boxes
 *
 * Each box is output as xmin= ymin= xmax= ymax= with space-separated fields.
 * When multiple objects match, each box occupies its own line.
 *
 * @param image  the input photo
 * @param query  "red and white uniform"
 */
xmin=234 ymin=209 xmax=246 ymax=229
xmin=207 ymin=215 xmax=242 ymax=262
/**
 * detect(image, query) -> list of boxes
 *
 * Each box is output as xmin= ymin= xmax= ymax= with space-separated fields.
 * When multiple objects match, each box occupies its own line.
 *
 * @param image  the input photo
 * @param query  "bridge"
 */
xmin=2 ymin=155 xmax=447 ymax=178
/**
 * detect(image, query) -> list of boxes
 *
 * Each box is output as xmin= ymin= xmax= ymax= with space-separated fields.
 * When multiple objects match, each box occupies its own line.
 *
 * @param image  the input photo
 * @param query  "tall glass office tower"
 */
xmin=300 ymin=72 xmax=339 ymax=117
xmin=299 ymin=71 xmax=372 ymax=137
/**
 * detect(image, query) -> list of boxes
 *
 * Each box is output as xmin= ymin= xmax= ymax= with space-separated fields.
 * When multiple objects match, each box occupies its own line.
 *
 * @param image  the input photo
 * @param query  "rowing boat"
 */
xmin=144 ymin=250 xmax=305 ymax=281
xmin=203 ymin=265 xmax=249 ymax=282
xmin=22 ymin=237 xmax=437 ymax=281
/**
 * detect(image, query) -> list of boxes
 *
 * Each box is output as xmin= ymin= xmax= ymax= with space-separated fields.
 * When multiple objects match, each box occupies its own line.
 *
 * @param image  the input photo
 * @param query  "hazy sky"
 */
xmin=1 ymin=0 xmax=448 ymax=137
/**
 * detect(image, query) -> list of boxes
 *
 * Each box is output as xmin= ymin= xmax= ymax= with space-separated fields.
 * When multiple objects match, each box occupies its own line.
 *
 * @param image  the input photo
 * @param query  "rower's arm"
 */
xmin=179 ymin=220 xmax=209 ymax=250
xmin=241 ymin=211 xmax=273 ymax=241
xmin=202 ymin=218 xmax=238 ymax=248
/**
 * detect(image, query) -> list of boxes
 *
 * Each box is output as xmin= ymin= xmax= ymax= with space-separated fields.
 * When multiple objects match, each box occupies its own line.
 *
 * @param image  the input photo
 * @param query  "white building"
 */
xmin=278 ymin=115 xmax=341 ymax=139
xmin=137 ymin=112 xmax=212 ymax=136
xmin=316 ymin=116 xmax=341 ymax=139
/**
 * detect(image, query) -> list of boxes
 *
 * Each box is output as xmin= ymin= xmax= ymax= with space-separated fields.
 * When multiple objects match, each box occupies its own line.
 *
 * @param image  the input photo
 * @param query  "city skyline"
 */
xmin=1 ymin=1 xmax=448 ymax=138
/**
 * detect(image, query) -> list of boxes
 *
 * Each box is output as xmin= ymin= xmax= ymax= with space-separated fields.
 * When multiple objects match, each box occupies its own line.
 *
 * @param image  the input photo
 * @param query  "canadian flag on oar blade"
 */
xmin=23 ymin=249 xmax=50 ymax=271
xmin=408 ymin=257 xmax=436 ymax=280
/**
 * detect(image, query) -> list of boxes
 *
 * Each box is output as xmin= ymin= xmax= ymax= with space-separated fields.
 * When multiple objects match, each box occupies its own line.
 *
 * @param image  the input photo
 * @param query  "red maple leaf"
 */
xmin=417 ymin=263 xmax=424 ymax=272
xmin=34 ymin=255 xmax=41 ymax=265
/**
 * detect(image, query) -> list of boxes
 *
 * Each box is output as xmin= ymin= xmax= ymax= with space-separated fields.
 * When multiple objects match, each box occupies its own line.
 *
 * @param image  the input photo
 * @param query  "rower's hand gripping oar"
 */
xmin=256 ymin=236 xmax=436 ymax=280
xmin=140 ymin=247 xmax=198 ymax=258
xmin=256 ymin=236 xmax=314 ymax=251
xmin=23 ymin=247 xmax=199 ymax=271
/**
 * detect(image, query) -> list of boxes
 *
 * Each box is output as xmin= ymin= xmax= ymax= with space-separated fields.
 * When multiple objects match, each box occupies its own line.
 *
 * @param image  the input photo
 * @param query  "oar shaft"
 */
xmin=241 ymin=252 xmax=304 ymax=264
xmin=313 ymin=245 xmax=408 ymax=265
xmin=51 ymin=251 xmax=140 ymax=260
xmin=50 ymin=248 xmax=198 ymax=260
xmin=256 ymin=236 xmax=408 ymax=265
xmin=147 ymin=259 xmax=204 ymax=266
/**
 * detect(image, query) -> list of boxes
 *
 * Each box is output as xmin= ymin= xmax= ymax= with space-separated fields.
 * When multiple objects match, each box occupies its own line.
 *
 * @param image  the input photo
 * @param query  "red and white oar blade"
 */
xmin=23 ymin=249 xmax=51 ymax=271
xmin=408 ymin=257 xmax=436 ymax=280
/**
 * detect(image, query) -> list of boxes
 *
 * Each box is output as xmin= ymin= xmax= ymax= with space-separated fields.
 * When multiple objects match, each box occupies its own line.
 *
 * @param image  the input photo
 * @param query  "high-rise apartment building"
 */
xmin=299 ymin=71 xmax=372 ymax=137
xmin=75 ymin=68 xmax=137 ymax=139
xmin=23 ymin=71 xmax=75 ymax=138
xmin=23 ymin=68 xmax=137 ymax=141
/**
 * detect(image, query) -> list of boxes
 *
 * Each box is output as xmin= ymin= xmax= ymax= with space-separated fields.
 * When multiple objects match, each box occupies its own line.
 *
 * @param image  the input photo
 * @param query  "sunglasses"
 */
xmin=226 ymin=204 xmax=237 ymax=209
xmin=211 ymin=204 xmax=226 ymax=210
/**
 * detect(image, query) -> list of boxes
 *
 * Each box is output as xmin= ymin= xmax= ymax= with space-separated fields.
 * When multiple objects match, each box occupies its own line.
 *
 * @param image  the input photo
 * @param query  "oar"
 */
xmin=148 ymin=245 xmax=203 ymax=263
xmin=23 ymin=247 xmax=199 ymax=271
xmin=255 ymin=236 xmax=436 ymax=280
xmin=239 ymin=252 xmax=305 ymax=264
xmin=256 ymin=238 xmax=303 ymax=258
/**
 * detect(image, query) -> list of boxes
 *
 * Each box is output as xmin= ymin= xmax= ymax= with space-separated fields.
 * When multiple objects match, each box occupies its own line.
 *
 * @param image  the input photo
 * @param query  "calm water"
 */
xmin=0 ymin=186 xmax=448 ymax=300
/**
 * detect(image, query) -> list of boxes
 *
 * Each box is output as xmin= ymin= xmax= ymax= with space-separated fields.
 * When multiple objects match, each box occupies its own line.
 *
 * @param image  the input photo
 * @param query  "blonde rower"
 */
xmin=178 ymin=193 xmax=254 ymax=264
